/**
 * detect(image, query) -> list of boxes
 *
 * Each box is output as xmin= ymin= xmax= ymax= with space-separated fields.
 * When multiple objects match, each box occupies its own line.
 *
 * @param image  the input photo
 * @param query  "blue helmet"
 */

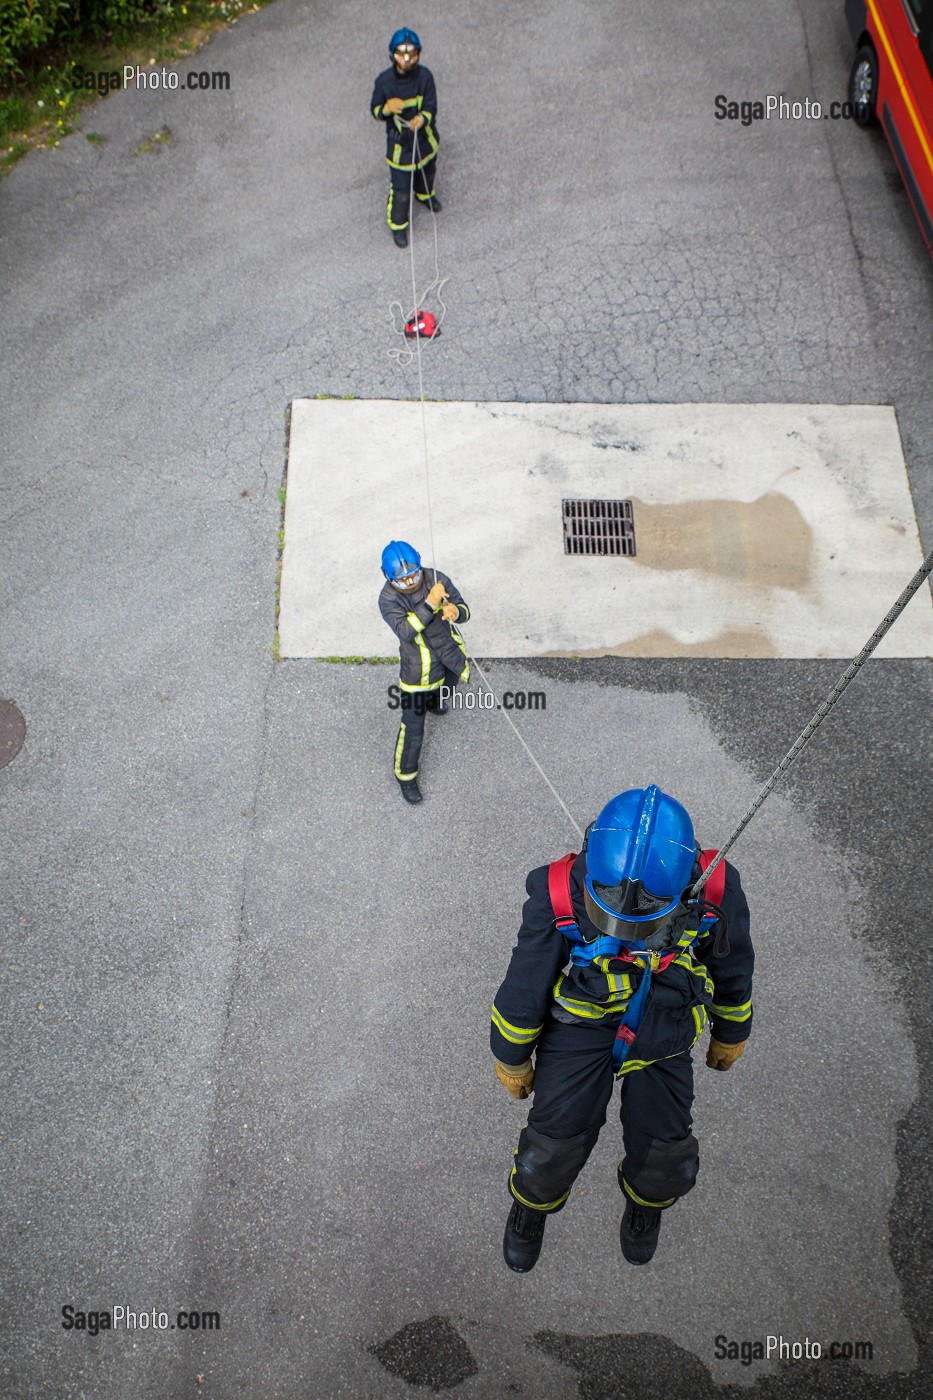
xmin=381 ymin=540 xmax=421 ymax=580
xmin=583 ymin=785 xmax=695 ymax=941
xmin=389 ymin=27 xmax=421 ymax=53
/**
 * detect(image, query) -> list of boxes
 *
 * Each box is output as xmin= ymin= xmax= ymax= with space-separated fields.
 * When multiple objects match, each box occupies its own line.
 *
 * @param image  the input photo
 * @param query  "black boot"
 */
xmin=392 ymin=228 xmax=408 ymax=248
xmin=420 ymin=195 xmax=442 ymax=212
xmin=503 ymin=1202 xmax=547 ymax=1273
xmin=398 ymin=778 xmax=422 ymax=804
xmin=620 ymin=1196 xmax=662 ymax=1265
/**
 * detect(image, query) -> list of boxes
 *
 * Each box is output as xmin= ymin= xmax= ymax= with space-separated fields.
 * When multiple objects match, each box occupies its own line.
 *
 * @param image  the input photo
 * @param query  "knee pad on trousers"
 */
xmin=510 ymin=1123 xmax=600 ymax=1212
xmin=619 ymin=1133 xmax=699 ymax=1206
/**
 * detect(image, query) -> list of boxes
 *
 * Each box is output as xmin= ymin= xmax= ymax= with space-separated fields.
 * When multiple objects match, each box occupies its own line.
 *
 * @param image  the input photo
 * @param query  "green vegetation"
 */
xmin=132 ymin=123 xmax=171 ymax=154
xmin=1 ymin=1 xmax=273 ymax=175
xmin=317 ymin=657 xmax=397 ymax=665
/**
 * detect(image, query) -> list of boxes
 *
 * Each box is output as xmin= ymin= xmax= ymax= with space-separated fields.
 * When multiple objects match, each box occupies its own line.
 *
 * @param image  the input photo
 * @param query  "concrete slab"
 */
xmin=279 ymin=401 xmax=933 ymax=660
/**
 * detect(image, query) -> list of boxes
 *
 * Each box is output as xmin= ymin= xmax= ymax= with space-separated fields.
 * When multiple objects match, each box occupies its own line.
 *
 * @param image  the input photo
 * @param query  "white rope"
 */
xmin=462 ymin=650 xmax=585 ymax=843
xmin=386 ymin=124 xmax=448 ymax=372
xmin=379 ymin=125 xmax=933 ymax=861
xmin=385 ymin=126 xmax=446 ymax=573
xmin=691 ymin=543 xmax=933 ymax=896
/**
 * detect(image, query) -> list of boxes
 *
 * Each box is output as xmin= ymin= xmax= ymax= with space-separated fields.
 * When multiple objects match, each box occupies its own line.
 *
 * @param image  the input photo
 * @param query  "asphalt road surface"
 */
xmin=1 ymin=2 xmax=932 ymax=1398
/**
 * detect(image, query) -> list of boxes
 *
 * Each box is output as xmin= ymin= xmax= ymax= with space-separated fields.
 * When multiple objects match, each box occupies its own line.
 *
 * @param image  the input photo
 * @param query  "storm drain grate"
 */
xmin=562 ymin=498 xmax=636 ymax=556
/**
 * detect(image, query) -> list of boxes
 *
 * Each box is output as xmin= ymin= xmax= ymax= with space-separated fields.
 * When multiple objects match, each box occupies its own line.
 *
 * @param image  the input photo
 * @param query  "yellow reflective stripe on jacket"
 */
xmin=491 ymin=1005 xmax=542 ymax=1045
xmin=386 ymin=134 xmax=438 ymax=170
xmin=710 ymin=998 xmax=752 ymax=1022
xmin=551 ymin=974 xmax=630 ymax=1019
xmin=399 ymin=629 xmax=434 ymax=687
xmin=672 ymin=952 xmax=714 ymax=996
xmin=617 ymin=1011 xmax=707 ymax=1078
xmin=399 ymin=678 xmax=443 ymax=694
xmin=600 ymin=966 xmax=634 ymax=998
xmin=406 ymin=610 xmax=425 ymax=633
xmin=450 ymin=627 xmax=470 ymax=683
xmin=509 ymin=1168 xmax=570 ymax=1213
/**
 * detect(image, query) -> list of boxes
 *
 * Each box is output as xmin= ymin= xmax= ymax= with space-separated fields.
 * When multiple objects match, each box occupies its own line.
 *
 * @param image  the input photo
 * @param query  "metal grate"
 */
xmin=562 ymin=498 xmax=636 ymax=557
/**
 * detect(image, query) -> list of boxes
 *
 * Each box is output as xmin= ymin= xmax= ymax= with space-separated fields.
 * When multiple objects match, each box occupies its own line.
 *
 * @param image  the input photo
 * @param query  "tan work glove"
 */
xmin=408 ymin=113 xmax=424 ymax=130
xmin=495 ymin=1058 xmax=534 ymax=1099
xmin=706 ymin=1037 xmax=747 ymax=1072
xmin=383 ymin=97 xmax=404 ymax=116
xmin=441 ymin=602 xmax=458 ymax=621
xmin=426 ymin=581 xmax=448 ymax=607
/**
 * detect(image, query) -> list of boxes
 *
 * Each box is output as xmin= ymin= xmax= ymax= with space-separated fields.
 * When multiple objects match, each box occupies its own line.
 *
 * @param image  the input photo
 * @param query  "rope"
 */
xmin=386 ymin=126 xmax=446 ymax=573
xmin=691 ymin=542 xmax=933 ymax=897
xmin=387 ymin=123 xmax=448 ymax=372
xmin=378 ymin=120 xmax=933 ymax=868
xmin=463 ymin=650 xmax=585 ymax=842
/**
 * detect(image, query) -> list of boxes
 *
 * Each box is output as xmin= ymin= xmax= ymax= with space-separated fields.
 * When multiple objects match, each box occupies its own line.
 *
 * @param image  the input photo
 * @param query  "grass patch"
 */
xmin=0 ymin=1 xmax=274 ymax=176
xmin=133 ymin=124 xmax=171 ymax=155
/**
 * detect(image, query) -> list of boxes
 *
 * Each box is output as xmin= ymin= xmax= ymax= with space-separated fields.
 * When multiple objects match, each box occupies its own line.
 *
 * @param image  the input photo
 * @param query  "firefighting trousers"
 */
xmin=508 ymin=1016 xmax=699 ymax=1213
xmin=392 ymin=667 xmax=459 ymax=782
xmin=387 ymin=158 xmax=438 ymax=231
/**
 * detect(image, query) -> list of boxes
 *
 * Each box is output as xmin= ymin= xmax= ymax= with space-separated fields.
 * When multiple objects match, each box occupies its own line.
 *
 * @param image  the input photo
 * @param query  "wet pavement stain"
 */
xmin=628 ymin=493 xmax=814 ymax=591
xmin=0 ymin=699 xmax=26 ymax=769
xmin=369 ymin=1315 xmax=479 ymax=1392
xmin=544 ymin=628 xmax=779 ymax=658
xmin=533 ymin=1329 xmax=920 ymax=1398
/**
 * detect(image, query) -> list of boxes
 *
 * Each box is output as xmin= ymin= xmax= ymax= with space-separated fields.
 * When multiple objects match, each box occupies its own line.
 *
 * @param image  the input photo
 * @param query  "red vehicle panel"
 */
xmin=846 ymin=0 xmax=933 ymax=253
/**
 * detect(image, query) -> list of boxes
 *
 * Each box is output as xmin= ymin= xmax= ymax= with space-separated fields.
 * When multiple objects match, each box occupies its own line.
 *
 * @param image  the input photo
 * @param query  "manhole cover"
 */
xmin=0 ymin=699 xmax=26 ymax=769
xmin=562 ymin=497 xmax=636 ymax=556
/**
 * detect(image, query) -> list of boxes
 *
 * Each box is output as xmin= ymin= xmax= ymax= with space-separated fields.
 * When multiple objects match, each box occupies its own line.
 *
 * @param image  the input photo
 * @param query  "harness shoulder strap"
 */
xmin=699 ymin=849 xmax=726 ymax=905
xmin=547 ymin=853 xmax=578 ymax=930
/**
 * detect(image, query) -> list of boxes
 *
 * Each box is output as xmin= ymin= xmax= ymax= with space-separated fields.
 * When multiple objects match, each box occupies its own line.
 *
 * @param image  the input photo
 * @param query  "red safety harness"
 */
xmin=547 ymin=850 xmax=726 ymax=1067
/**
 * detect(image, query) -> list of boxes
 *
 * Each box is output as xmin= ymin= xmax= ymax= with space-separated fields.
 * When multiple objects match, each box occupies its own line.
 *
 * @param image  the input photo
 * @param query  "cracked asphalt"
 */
xmin=1 ymin=2 xmax=932 ymax=1398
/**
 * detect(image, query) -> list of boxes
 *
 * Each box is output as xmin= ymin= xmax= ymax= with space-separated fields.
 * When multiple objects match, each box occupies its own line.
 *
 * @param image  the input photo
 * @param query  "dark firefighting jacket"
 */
xmin=379 ymin=568 xmax=469 ymax=692
xmin=370 ymin=63 xmax=439 ymax=170
xmin=491 ymin=851 xmax=754 ymax=1075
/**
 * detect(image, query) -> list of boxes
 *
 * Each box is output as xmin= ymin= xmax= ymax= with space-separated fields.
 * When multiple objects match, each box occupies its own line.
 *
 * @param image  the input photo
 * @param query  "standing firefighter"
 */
xmin=370 ymin=27 xmax=441 ymax=248
xmin=379 ymin=541 xmax=469 ymax=804
xmin=491 ymin=785 xmax=754 ymax=1270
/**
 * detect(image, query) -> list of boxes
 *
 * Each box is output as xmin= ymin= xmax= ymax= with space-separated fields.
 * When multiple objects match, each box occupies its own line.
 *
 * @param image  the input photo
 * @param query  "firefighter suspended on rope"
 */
xmin=491 ymin=784 xmax=755 ymax=1271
